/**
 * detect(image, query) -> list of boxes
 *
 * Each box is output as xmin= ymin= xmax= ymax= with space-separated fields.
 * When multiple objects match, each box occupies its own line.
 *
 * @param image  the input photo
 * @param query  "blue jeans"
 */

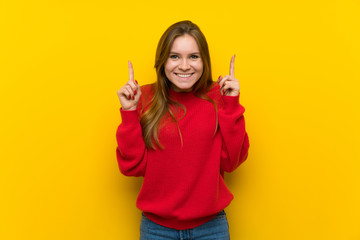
xmin=140 ymin=210 xmax=230 ymax=240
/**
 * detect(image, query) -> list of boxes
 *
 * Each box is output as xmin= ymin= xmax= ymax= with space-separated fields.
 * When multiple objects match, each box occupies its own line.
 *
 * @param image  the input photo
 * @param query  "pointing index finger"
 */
xmin=229 ymin=54 xmax=235 ymax=77
xmin=128 ymin=60 xmax=134 ymax=83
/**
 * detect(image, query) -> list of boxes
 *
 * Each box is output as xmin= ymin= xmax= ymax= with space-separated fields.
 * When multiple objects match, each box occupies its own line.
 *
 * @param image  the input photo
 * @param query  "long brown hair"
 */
xmin=140 ymin=20 xmax=217 ymax=149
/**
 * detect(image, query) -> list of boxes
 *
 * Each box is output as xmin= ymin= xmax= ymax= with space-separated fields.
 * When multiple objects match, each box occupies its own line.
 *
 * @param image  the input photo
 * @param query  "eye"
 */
xmin=169 ymin=55 xmax=179 ymax=59
xmin=190 ymin=55 xmax=200 ymax=59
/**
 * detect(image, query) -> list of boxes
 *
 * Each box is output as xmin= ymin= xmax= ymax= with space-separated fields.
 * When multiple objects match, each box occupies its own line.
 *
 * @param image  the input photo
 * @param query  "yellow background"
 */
xmin=1 ymin=0 xmax=359 ymax=239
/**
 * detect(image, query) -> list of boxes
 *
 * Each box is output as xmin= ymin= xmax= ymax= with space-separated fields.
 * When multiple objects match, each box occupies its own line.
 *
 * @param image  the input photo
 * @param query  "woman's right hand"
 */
xmin=117 ymin=61 xmax=141 ymax=111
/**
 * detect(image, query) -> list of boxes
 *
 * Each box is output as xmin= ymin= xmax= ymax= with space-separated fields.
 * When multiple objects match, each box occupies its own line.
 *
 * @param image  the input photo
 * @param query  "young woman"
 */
xmin=116 ymin=20 xmax=249 ymax=240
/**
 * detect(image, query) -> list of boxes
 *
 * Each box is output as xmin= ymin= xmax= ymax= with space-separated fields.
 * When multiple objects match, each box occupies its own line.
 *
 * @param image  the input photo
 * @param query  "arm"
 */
xmin=217 ymin=55 xmax=249 ymax=172
xmin=219 ymin=95 xmax=249 ymax=173
xmin=115 ymin=61 xmax=147 ymax=177
xmin=116 ymin=108 xmax=147 ymax=177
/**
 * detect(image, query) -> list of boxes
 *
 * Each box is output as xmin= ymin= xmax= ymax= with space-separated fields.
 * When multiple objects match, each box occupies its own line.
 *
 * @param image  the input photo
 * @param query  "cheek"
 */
xmin=165 ymin=62 xmax=176 ymax=73
xmin=164 ymin=62 xmax=171 ymax=77
xmin=196 ymin=61 xmax=204 ymax=74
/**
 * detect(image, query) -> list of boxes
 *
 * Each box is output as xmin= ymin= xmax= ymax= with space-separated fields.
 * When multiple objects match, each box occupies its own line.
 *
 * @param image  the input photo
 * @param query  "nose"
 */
xmin=178 ymin=58 xmax=190 ymax=71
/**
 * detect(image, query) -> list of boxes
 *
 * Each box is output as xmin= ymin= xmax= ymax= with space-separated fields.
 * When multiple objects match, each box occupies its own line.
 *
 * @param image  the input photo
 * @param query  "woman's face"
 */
xmin=164 ymin=34 xmax=203 ymax=92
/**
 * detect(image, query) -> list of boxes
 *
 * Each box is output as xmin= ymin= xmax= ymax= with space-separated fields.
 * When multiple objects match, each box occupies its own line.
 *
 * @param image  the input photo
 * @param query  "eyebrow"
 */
xmin=169 ymin=52 xmax=201 ymax=55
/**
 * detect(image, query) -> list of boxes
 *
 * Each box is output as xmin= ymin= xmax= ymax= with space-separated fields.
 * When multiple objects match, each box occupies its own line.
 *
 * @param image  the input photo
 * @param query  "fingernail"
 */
xmin=134 ymin=90 xmax=137 ymax=95
xmin=223 ymin=89 xmax=225 ymax=94
xmin=132 ymin=96 xmax=135 ymax=100
xmin=128 ymin=96 xmax=130 ymax=100
xmin=135 ymin=80 xmax=138 ymax=84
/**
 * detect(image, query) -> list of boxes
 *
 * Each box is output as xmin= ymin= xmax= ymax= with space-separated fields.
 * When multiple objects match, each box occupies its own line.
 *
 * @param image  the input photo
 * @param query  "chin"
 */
xmin=172 ymin=81 xmax=197 ymax=92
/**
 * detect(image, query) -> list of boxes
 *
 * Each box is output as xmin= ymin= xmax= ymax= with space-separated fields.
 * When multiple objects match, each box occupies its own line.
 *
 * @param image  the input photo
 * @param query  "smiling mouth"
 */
xmin=175 ymin=73 xmax=194 ymax=78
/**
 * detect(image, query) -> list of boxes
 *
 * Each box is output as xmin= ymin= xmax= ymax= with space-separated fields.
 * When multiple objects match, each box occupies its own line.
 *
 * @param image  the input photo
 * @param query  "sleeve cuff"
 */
xmin=221 ymin=95 xmax=243 ymax=111
xmin=120 ymin=108 xmax=140 ymax=125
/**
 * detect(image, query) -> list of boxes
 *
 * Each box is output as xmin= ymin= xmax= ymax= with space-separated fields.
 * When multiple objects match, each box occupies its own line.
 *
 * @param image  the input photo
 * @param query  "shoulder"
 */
xmin=207 ymin=81 xmax=220 ymax=94
xmin=140 ymin=83 xmax=156 ymax=102
xmin=138 ymin=83 xmax=155 ymax=114
xmin=140 ymin=84 xmax=155 ymax=96
xmin=205 ymin=82 xmax=224 ymax=108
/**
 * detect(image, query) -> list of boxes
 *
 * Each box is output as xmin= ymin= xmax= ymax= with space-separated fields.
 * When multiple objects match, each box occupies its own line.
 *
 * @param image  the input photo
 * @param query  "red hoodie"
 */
xmin=116 ymin=83 xmax=249 ymax=230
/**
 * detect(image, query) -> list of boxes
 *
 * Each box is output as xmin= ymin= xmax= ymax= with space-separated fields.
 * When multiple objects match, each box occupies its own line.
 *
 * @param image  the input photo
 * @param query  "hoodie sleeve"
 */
xmin=115 ymin=86 xmax=151 ymax=177
xmin=218 ymin=94 xmax=249 ymax=173
xmin=116 ymin=109 xmax=147 ymax=177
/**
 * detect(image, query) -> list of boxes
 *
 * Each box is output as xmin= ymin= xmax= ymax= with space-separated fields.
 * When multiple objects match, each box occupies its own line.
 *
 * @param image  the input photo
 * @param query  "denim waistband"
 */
xmin=142 ymin=209 xmax=226 ymax=218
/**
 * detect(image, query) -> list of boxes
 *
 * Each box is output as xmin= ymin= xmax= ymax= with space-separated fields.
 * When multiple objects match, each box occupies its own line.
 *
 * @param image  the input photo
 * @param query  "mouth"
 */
xmin=175 ymin=73 xmax=194 ymax=78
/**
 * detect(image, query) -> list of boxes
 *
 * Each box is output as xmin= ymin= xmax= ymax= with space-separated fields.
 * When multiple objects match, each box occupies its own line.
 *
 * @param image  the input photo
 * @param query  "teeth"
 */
xmin=177 ymin=74 xmax=192 ymax=78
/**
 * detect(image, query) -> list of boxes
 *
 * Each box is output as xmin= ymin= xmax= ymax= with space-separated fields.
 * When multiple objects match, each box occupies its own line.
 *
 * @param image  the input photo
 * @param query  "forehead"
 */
xmin=170 ymin=34 xmax=200 ymax=53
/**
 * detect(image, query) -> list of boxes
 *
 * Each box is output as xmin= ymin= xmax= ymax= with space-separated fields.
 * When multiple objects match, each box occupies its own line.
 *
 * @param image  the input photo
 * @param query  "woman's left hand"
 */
xmin=217 ymin=55 xmax=240 ymax=96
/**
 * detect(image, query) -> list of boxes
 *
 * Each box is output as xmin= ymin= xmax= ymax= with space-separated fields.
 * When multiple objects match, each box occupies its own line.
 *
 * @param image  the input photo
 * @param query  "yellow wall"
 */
xmin=1 ymin=0 xmax=359 ymax=239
